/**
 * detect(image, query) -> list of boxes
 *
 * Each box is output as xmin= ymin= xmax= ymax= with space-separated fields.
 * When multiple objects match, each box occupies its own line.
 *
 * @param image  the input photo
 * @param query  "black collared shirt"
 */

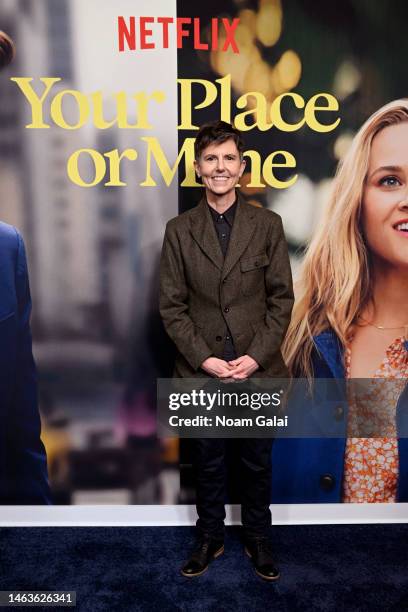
xmin=207 ymin=199 xmax=237 ymax=257
xmin=207 ymin=199 xmax=237 ymax=360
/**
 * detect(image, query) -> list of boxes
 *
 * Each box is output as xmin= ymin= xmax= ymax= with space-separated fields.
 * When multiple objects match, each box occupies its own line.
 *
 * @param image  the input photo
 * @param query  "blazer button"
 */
xmin=319 ymin=474 xmax=335 ymax=492
xmin=254 ymin=260 xmax=259 ymax=267
xmin=224 ymin=306 xmax=230 ymax=313
xmin=334 ymin=405 xmax=344 ymax=421
xmin=216 ymin=335 xmax=222 ymax=342
xmin=222 ymin=278 xmax=227 ymax=283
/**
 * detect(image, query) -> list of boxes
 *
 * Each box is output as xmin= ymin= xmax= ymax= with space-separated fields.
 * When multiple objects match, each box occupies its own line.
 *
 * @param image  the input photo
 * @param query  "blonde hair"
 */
xmin=283 ymin=99 xmax=408 ymax=377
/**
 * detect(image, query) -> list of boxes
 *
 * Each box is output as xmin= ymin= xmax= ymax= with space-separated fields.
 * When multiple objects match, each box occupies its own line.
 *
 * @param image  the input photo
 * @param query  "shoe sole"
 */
xmin=180 ymin=545 xmax=224 ymax=578
xmin=245 ymin=547 xmax=280 ymax=582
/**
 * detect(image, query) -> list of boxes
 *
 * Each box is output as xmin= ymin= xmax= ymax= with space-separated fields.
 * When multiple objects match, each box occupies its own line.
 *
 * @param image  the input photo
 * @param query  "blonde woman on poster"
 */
xmin=272 ymin=99 xmax=408 ymax=504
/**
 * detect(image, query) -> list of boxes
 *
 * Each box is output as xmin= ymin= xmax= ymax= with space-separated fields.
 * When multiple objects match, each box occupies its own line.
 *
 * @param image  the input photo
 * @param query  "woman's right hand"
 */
xmin=201 ymin=357 xmax=235 ymax=378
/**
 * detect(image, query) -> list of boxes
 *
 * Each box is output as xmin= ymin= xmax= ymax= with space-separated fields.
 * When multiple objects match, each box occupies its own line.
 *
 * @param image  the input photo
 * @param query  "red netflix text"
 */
xmin=118 ymin=16 xmax=240 ymax=53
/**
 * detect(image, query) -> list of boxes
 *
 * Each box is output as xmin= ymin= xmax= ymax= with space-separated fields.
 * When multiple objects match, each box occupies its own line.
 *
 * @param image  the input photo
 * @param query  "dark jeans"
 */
xmin=192 ymin=438 xmax=273 ymax=541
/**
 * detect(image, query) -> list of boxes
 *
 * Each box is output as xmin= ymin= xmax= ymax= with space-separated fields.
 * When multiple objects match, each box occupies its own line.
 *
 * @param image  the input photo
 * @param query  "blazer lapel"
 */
xmin=222 ymin=194 xmax=256 ymax=279
xmin=189 ymin=197 xmax=224 ymax=271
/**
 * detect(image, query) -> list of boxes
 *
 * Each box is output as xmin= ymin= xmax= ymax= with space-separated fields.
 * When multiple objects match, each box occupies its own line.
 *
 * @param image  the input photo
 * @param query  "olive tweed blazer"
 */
xmin=159 ymin=193 xmax=294 ymax=378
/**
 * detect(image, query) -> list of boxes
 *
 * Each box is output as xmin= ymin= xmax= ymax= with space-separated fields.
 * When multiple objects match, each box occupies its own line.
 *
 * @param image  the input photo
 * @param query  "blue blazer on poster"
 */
xmin=271 ymin=329 xmax=408 ymax=503
xmin=0 ymin=222 xmax=51 ymax=504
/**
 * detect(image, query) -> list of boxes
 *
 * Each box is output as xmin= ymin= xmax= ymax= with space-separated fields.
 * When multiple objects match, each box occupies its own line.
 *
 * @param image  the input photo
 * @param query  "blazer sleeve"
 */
xmin=159 ymin=221 xmax=213 ymax=372
xmin=246 ymin=215 xmax=294 ymax=370
xmin=7 ymin=230 xmax=51 ymax=504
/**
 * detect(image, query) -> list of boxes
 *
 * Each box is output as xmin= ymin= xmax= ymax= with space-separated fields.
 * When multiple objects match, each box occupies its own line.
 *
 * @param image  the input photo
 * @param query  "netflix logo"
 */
xmin=118 ymin=16 xmax=240 ymax=53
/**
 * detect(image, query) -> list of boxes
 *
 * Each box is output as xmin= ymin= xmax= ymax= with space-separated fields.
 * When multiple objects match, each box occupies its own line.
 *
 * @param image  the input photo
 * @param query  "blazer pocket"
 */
xmin=240 ymin=253 xmax=269 ymax=296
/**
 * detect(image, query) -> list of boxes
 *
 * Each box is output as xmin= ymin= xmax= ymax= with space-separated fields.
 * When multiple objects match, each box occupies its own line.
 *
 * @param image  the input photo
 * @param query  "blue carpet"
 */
xmin=0 ymin=525 xmax=407 ymax=611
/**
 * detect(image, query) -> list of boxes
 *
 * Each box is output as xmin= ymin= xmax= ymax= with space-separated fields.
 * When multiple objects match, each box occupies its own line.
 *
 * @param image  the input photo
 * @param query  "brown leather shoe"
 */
xmin=245 ymin=537 xmax=280 ymax=581
xmin=181 ymin=537 xmax=224 ymax=577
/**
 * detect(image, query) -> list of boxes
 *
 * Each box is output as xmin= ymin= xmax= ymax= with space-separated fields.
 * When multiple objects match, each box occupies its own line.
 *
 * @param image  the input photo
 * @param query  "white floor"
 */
xmin=0 ymin=503 xmax=407 ymax=526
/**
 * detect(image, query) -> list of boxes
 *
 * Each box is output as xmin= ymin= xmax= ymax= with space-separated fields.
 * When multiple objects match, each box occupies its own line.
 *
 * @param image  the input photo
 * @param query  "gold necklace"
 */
xmin=359 ymin=316 xmax=408 ymax=330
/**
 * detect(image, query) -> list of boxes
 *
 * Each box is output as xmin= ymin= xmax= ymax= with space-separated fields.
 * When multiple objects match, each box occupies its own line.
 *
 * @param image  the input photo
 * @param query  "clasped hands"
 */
xmin=201 ymin=355 xmax=259 ymax=381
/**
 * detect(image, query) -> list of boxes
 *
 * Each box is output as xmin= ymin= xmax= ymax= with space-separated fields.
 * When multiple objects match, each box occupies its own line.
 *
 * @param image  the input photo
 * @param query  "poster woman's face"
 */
xmin=363 ymin=122 xmax=408 ymax=270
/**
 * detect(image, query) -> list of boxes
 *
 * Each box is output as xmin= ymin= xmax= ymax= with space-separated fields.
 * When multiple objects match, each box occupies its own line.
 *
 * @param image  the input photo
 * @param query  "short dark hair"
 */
xmin=194 ymin=120 xmax=244 ymax=160
xmin=0 ymin=31 xmax=15 ymax=70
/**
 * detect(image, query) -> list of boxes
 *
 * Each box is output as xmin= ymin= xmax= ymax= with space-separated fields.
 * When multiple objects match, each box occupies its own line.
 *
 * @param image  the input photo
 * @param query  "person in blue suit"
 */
xmin=0 ymin=32 xmax=51 ymax=504
xmin=272 ymin=99 xmax=408 ymax=503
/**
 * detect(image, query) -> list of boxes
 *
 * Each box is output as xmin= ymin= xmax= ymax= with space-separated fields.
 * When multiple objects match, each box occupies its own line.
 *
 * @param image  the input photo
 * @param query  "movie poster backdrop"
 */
xmin=0 ymin=0 xmax=407 ymax=505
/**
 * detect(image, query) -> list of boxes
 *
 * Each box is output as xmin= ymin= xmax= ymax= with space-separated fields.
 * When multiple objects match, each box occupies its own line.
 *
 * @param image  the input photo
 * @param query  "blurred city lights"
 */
xmin=238 ymin=8 xmax=257 ymax=35
xmin=256 ymin=2 xmax=282 ymax=47
xmin=275 ymin=50 xmax=302 ymax=91
xmin=244 ymin=60 xmax=273 ymax=98
xmin=205 ymin=0 xmax=302 ymax=107
xmin=333 ymin=131 xmax=355 ymax=160
xmin=333 ymin=61 xmax=362 ymax=100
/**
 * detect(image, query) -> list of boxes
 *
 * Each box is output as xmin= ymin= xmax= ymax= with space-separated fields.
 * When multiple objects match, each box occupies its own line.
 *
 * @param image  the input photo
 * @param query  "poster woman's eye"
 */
xmin=379 ymin=175 xmax=401 ymax=187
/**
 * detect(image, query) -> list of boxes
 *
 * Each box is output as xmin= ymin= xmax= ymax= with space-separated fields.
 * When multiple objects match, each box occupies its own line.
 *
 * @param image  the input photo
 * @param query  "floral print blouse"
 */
xmin=342 ymin=336 xmax=408 ymax=503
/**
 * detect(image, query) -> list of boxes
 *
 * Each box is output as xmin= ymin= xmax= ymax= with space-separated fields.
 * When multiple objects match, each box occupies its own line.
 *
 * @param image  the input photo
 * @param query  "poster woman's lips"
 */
xmin=393 ymin=218 xmax=408 ymax=233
